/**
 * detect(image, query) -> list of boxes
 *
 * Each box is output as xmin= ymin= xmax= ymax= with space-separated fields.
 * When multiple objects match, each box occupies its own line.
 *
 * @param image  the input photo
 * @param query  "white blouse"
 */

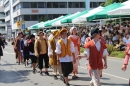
xmin=55 ymin=38 xmax=75 ymax=62
xmin=48 ymin=39 xmax=58 ymax=56
xmin=84 ymin=40 xmax=108 ymax=59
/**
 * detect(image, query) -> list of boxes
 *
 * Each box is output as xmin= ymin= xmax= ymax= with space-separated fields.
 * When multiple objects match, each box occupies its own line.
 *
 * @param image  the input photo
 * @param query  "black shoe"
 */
xmin=60 ymin=76 xmax=66 ymax=83
xmin=66 ymin=83 xmax=70 ymax=86
xmin=40 ymin=72 xmax=43 ymax=76
xmin=18 ymin=62 xmax=20 ymax=65
xmin=54 ymin=75 xmax=58 ymax=80
xmin=45 ymin=71 xmax=49 ymax=76
xmin=33 ymin=69 xmax=36 ymax=74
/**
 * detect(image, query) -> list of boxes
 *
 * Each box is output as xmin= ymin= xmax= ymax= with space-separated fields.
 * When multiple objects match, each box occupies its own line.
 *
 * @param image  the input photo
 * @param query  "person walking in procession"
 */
xmin=48 ymin=30 xmax=62 ymax=80
xmin=34 ymin=31 xmax=49 ymax=76
xmin=68 ymin=27 xmax=80 ymax=79
xmin=14 ymin=32 xmax=23 ymax=65
xmin=55 ymin=28 xmax=76 ymax=86
xmin=79 ymin=28 xmax=108 ymax=86
xmin=0 ymin=33 xmax=4 ymax=65
xmin=28 ymin=34 xmax=37 ymax=73
xmin=20 ymin=34 xmax=29 ymax=67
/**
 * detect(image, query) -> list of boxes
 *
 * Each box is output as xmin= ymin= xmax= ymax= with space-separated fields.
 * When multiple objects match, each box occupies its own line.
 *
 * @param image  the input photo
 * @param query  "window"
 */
xmin=47 ymin=2 xmax=53 ymax=8
xmin=31 ymin=15 xmax=38 ymax=21
xmin=48 ymin=14 xmax=53 ymax=19
xmin=24 ymin=15 xmax=30 ymax=21
xmin=14 ymin=16 xmax=20 ymax=23
xmin=69 ymin=2 xmax=80 ymax=8
xmin=6 ymin=11 xmax=10 ymax=16
xmin=0 ymin=27 xmax=5 ymax=31
xmin=69 ymin=2 xmax=73 ymax=8
xmin=0 ymin=12 xmax=5 ymax=17
xmin=23 ymin=2 xmax=30 ymax=8
xmin=38 ymin=2 xmax=44 ymax=8
xmin=53 ymin=14 xmax=59 ymax=18
xmin=58 ymin=2 xmax=66 ymax=8
xmin=73 ymin=2 xmax=80 ymax=8
xmin=4 ymin=1 xmax=9 ymax=8
xmin=53 ymin=2 xmax=58 ymax=8
xmin=13 ymin=0 xmax=17 ymax=3
xmin=31 ymin=2 xmax=37 ymax=8
xmin=13 ymin=3 xmax=21 ymax=12
xmin=90 ymin=2 xmax=99 ymax=8
xmin=90 ymin=2 xmax=93 ymax=8
xmin=80 ymin=2 xmax=85 ymax=8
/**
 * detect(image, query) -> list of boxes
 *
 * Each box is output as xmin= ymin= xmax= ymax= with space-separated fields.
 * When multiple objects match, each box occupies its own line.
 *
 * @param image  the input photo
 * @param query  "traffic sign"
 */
xmin=7 ymin=25 xmax=11 ymax=29
xmin=22 ymin=24 xmax=25 ymax=29
xmin=17 ymin=21 xmax=21 ymax=27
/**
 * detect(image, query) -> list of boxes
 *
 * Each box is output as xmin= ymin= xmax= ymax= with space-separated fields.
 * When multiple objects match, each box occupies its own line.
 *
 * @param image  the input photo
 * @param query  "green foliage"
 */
xmin=106 ymin=44 xmax=115 ymax=55
xmin=80 ymin=47 xmax=84 ymax=53
xmin=38 ymin=16 xmax=49 ymax=22
xmin=100 ymin=3 xmax=105 ymax=6
xmin=110 ymin=51 xmax=125 ymax=58
xmin=38 ymin=16 xmax=44 ymax=22
xmin=103 ymin=0 xmax=127 ymax=6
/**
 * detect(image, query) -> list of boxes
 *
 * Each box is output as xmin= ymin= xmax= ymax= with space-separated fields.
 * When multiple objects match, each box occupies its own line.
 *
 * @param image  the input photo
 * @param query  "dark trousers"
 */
xmin=38 ymin=53 xmax=49 ymax=69
xmin=61 ymin=62 xmax=73 ymax=77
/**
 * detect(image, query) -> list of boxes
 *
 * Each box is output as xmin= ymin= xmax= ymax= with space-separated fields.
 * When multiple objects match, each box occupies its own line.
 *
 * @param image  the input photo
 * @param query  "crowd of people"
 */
xmin=0 ymin=23 xmax=130 ymax=86
xmin=10 ymin=26 xmax=108 ymax=86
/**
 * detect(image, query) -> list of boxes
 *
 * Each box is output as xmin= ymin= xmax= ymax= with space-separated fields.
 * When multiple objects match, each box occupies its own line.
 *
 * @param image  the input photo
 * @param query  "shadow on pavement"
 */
xmin=70 ymin=77 xmax=91 ymax=81
xmin=101 ymin=82 xmax=128 ymax=86
xmin=0 ymin=70 xmax=31 ymax=83
xmin=1 ymin=63 xmax=17 ymax=66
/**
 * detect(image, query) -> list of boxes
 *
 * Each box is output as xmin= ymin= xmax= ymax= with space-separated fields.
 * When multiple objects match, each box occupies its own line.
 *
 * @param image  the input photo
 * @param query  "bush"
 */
xmin=106 ymin=44 xmax=115 ymax=55
xmin=110 ymin=51 xmax=125 ymax=58
xmin=80 ymin=47 xmax=84 ymax=53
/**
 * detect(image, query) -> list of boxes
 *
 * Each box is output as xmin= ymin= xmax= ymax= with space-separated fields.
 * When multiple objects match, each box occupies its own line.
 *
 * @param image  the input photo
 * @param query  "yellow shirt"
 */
xmin=34 ymin=38 xmax=47 ymax=56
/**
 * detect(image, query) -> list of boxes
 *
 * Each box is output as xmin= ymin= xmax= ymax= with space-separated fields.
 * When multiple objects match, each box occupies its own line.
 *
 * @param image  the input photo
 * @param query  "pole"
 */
xmin=85 ymin=0 xmax=90 ymax=10
xmin=67 ymin=0 xmax=68 ymax=14
xmin=46 ymin=1 xmax=48 ymax=18
xmin=9 ymin=0 xmax=12 ymax=38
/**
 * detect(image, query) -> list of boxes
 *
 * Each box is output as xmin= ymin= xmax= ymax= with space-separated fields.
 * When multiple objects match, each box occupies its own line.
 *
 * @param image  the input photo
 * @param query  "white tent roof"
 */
xmin=72 ymin=6 xmax=103 ymax=23
xmin=52 ymin=12 xmax=80 ymax=26
xmin=108 ymin=0 xmax=130 ymax=15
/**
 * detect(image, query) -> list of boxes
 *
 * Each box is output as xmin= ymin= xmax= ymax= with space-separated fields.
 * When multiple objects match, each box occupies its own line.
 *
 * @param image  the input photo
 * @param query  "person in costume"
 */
xmin=122 ymin=42 xmax=130 ymax=70
xmin=79 ymin=28 xmax=108 ymax=86
xmin=68 ymin=27 xmax=80 ymax=79
xmin=14 ymin=32 xmax=23 ymax=65
xmin=48 ymin=30 xmax=62 ymax=80
xmin=55 ymin=28 xmax=76 ymax=86
xmin=28 ymin=34 xmax=37 ymax=73
xmin=34 ymin=31 xmax=49 ymax=76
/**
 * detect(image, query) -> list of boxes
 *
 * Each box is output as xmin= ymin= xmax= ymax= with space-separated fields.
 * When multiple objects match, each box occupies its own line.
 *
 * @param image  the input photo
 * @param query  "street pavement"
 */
xmin=0 ymin=43 xmax=130 ymax=86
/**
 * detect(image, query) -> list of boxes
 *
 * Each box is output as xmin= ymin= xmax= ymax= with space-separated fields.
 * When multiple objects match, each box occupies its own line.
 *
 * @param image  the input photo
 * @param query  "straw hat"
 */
xmin=52 ymin=30 xmax=59 ymax=37
xmin=59 ymin=28 xmax=68 ymax=35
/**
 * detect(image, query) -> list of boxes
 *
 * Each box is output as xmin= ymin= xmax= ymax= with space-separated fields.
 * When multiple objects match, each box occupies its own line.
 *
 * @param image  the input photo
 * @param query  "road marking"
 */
xmin=78 ymin=66 xmax=129 ymax=81
xmin=4 ymin=51 xmax=15 ymax=55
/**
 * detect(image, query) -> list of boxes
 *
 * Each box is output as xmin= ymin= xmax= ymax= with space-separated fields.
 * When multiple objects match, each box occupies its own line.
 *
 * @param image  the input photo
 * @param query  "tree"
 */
xmin=101 ymin=0 xmax=127 ymax=6
xmin=38 ymin=16 xmax=44 ymax=22
xmin=38 ymin=16 xmax=49 ymax=22
xmin=43 ymin=17 xmax=49 ymax=22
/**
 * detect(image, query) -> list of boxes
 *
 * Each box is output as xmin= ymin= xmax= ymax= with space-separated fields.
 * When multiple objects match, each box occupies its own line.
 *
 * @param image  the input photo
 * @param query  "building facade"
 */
xmin=1 ymin=0 xmax=105 ymax=36
xmin=0 ymin=4 xmax=7 ymax=37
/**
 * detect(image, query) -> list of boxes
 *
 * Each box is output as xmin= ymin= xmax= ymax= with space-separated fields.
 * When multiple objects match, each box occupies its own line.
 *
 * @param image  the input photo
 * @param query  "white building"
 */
xmin=0 ymin=1 xmax=7 ymax=37
xmin=1 ymin=0 xmax=106 ymax=36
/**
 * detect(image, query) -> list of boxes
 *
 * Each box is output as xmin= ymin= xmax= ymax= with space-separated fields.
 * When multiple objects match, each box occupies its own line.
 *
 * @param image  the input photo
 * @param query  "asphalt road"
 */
xmin=0 ymin=43 xmax=130 ymax=86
